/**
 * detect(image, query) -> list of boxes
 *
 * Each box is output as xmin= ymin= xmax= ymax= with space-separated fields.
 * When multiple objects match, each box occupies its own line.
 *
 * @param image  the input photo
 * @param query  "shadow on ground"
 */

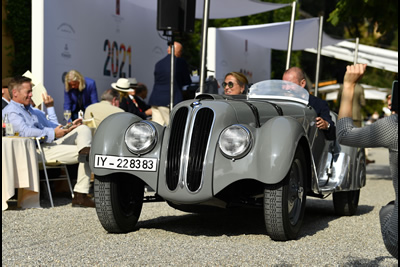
xmin=137 ymin=197 xmax=374 ymax=238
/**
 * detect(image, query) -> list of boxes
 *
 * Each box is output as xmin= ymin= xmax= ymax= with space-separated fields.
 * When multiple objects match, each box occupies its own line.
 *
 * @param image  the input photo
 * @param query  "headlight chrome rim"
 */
xmin=218 ymin=124 xmax=253 ymax=159
xmin=124 ymin=121 xmax=157 ymax=155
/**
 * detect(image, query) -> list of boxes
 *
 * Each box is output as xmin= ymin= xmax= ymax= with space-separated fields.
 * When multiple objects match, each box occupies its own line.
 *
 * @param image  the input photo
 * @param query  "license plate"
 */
xmin=94 ymin=155 xmax=157 ymax=172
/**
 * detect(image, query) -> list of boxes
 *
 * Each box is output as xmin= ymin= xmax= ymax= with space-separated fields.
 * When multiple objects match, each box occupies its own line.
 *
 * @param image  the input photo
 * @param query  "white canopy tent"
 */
xmin=305 ymin=41 xmax=398 ymax=73
xmin=210 ymin=18 xmax=343 ymax=51
xmin=129 ymin=0 xmax=289 ymax=19
xmin=207 ymin=18 xmax=344 ymax=83
xmin=318 ymin=84 xmax=390 ymax=101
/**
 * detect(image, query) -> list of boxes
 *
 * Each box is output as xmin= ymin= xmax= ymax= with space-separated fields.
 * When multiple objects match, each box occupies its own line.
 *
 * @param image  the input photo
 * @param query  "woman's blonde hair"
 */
xmin=65 ymin=70 xmax=86 ymax=92
xmin=119 ymin=91 xmax=129 ymax=101
xmin=224 ymin=72 xmax=249 ymax=87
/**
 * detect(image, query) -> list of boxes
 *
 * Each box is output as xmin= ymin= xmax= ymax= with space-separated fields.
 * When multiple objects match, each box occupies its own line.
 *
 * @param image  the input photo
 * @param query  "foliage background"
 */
xmin=3 ymin=0 xmax=31 ymax=76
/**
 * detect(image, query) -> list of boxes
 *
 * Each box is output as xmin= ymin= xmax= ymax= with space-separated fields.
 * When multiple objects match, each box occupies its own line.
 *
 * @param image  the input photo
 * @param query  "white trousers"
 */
xmin=151 ymin=106 xmax=170 ymax=126
xmin=40 ymin=125 xmax=92 ymax=194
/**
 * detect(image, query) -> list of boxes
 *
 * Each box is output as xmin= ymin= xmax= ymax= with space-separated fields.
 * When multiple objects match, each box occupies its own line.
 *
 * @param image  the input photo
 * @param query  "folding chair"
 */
xmin=34 ymin=138 xmax=74 ymax=207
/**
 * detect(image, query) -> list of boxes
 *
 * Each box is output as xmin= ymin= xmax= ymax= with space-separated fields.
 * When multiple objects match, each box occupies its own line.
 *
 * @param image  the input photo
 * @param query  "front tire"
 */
xmin=94 ymin=173 xmax=144 ymax=233
xmin=264 ymin=146 xmax=307 ymax=241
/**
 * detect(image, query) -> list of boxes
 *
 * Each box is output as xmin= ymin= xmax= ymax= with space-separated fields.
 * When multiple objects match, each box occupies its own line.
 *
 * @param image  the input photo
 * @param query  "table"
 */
xmin=2 ymin=137 xmax=41 ymax=210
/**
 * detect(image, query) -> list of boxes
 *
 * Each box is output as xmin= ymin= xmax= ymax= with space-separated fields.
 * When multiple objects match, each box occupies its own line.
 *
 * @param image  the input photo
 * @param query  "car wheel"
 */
xmin=357 ymin=148 xmax=367 ymax=187
xmin=264 ymin=146 xmax=307 ymax=241
xmin=333 ymin=190 xmax=360 ymax=216
xmin=333 ymin=148 xmax=364 ymax=216
xmin=94 ymin=173 xmax=144 ymax=233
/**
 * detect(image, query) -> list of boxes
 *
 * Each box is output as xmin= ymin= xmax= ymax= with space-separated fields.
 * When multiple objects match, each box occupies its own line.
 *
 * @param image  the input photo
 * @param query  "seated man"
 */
xmin=84 ymin=88 xmax=124 ymax=126
xmin=283 ymin=67 xmax=336 ymax=140
xmin=112 ymin=78 xmax=151 ymax=120
xmin=2 ymin=75 xmax=94 ymax=208
xmin=133 ymin=82 xmax=152 ymax=114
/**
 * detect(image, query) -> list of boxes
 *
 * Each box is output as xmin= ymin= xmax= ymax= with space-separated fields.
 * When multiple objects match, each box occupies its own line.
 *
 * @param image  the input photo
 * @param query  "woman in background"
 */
xmin=222 ymin=72 xmax=249 ymax=95
xmin=64 ymin=70 xmax=99 ymax=120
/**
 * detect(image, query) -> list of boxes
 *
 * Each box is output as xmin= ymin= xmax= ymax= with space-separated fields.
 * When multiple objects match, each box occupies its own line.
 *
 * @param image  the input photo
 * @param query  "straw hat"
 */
xmin=111 ymin=78 xmax=134 ymax=92
xmin=128 ymin=78 xmax=138 ymax=88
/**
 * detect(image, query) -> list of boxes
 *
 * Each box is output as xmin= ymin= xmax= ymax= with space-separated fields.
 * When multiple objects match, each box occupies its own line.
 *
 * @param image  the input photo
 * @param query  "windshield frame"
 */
xmin=248 ymin=80 xmax=310 ymax=105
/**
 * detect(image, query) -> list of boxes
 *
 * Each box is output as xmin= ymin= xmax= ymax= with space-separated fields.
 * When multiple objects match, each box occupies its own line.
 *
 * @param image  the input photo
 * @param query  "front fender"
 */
xmin=213 ymin=116 xmax=307 ymax=194
xmin=89 ymin=112 xmax=165 ymax=191
xmin=255 ymin=116 xmax=306 ymax=183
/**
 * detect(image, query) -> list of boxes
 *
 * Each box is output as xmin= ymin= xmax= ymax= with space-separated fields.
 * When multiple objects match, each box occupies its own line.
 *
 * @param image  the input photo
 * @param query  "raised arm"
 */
xmin=338 ymin=64 xmax=367 ymax=120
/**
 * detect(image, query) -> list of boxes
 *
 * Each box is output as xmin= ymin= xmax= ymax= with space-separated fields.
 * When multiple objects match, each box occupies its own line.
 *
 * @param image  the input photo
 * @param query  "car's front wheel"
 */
xmin=94 ymin=173 xmax=144 ymax=233
xmin=264 ymin=146 xmax=307 ymax=241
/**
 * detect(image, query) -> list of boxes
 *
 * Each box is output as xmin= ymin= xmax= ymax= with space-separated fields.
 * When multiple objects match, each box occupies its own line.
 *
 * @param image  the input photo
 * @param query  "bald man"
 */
xmin=283 ymin=67 xmax=336 ymax=140
xmin=148 ymin=41 xmax=192 ymax=126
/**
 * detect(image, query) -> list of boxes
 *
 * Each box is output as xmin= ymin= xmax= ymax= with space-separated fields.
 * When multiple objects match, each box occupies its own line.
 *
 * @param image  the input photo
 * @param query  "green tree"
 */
xmin=4 ymin=0 xmax=31 ymax=76
xmin=328 ymin=0 xmax=398 ymax=36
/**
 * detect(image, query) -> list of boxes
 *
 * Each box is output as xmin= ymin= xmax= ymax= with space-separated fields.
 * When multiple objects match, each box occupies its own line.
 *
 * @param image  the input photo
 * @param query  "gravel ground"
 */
xmin=2 ymin=148 xmax=398 ymax=266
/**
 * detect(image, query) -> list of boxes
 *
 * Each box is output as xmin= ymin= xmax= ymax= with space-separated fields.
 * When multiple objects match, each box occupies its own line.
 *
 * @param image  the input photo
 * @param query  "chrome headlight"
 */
xmin=218 ymin=124 xmax=252 ymax=159
xmin=124 ymin=121 xmax=157 ymax=155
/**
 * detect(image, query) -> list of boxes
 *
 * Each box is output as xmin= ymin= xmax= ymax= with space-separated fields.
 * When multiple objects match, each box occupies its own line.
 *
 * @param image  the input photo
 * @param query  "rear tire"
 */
xmin=94 ymin=173 xmax=144 ymax=233
xmin=333 ymin=190 xmax=360 ymax=216
xmin=264 ymin=146 xmax=307 ymax=241
xmin=333 ymin=148 xmax=363 ymax=216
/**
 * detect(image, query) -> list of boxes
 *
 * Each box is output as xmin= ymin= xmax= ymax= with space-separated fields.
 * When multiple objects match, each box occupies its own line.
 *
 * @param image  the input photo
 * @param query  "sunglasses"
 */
xmin=222 ymin=81 xmax=236 ymax=88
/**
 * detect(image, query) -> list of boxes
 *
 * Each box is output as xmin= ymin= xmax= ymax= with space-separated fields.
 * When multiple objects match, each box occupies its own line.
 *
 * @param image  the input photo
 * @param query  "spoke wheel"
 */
xmin=95 ymin=173 xmax=144 ymax=233
xmin=264 ymin=146 xmax=307 ymax=241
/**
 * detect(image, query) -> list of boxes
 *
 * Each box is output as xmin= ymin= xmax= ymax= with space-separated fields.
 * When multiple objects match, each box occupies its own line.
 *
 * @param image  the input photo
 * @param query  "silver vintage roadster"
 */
xmin=90 ymin=80 xmax=366 ymax=241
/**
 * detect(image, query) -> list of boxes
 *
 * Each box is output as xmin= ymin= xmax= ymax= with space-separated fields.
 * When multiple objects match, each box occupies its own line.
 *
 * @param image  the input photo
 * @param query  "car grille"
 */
xmin=166 ymin=107 xmax=188 ymax=191
xmin=166 ymin=107 xmax=214 ymax=192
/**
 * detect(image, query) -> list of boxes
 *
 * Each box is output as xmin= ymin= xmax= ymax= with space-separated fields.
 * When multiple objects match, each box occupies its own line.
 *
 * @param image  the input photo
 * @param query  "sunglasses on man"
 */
xmin=222 ymin=81 xmax=236 ymax=88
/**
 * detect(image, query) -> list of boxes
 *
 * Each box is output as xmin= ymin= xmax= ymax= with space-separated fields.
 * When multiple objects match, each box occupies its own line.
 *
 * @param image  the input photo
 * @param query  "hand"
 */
xmin=343 ymin=64 xmax=367 ymax=85
xmin=54 ymin=125 xmax=69 ymax=139
xmin=72 ymin=118 xmax=82 ymax=126
xmin=339 ymin=64 xmax=367 ymax=120
xmin=42 ymin=93 xmax=54 ymax=107
xmin=316 ymin=117 xmax=329 ymax=130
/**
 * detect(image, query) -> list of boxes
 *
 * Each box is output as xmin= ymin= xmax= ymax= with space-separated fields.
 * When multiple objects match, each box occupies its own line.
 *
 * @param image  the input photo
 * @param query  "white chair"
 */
xmin=34 ymin=138 xmax=74 ymax=207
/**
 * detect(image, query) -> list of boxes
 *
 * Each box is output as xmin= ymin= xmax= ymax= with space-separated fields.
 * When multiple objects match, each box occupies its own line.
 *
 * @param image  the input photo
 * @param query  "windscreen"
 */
xmin=248 ymin=80 xmax=310 ymax=105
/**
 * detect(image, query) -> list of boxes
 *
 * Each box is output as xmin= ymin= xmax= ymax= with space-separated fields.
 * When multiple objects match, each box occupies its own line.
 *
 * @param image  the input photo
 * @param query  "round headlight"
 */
xmin=125 ymin=121 xmax=156 ymax=155
xmin=218 ymin=125 xmax=252 ymax=159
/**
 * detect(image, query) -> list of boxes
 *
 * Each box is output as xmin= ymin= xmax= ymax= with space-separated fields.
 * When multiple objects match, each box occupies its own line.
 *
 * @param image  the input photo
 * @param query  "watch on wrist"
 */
xmin=327 ymin=123 xmax=330 ymax=129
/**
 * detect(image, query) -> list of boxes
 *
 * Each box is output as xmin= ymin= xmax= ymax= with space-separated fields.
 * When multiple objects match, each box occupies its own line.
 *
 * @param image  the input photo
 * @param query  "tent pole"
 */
xmin=314 ymin=15 xmax=323 ymax=97
xmin=285 ymin=1 xmax=296 ymax=70
xmin=353 ymin=37 xmax=359 ymax=64
xmin=199 ymin=0 xmax=211 ymax=94
xmin=169 ymin=36 xmax=175 ymax=111
xmin=31 ymin=0 xmax=44 ymax=111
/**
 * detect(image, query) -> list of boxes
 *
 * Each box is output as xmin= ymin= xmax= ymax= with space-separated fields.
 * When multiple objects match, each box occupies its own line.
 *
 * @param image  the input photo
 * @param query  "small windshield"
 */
xmin=248 ymin=80 xmax=309 ymax=104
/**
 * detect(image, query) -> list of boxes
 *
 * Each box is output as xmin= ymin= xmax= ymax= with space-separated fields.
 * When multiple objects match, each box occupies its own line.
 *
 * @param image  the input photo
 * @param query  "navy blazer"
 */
xmin=120 ymin=96 xmax=148 ymax=120
xmin=64 ymin=77 xmax=99 ymax=120
xmin=148 ymin=54 xmax=192 ymax=107
xmin=309 ymin=94 xmax=336 ymax=140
